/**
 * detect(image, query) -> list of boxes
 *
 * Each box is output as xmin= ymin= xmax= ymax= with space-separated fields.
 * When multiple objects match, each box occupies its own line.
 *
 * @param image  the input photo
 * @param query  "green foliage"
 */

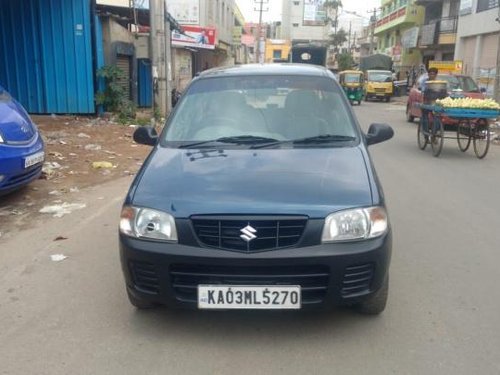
xmin=96 ymin=65 xmax=136 ymax=123
xmin=337 ymin=53 xmax=355 ymax=71
xmin=329 ymin=28 xmax=348 ymax=51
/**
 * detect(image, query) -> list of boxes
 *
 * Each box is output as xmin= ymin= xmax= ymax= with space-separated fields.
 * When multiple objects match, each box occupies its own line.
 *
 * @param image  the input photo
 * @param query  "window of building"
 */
xmin=293 ymin=1 xmax=300 ymax=5
xmin=273 ymin=50 xmax=282 ymax=59
xmin=476 ymin=0 xmax=499 ymax=12
xmin=293 ymin=23 xmax=299 ymax=27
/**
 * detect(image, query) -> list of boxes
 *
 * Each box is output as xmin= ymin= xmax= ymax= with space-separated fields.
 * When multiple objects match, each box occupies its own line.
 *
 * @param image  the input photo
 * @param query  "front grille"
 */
xmin=129 ymin=261 xmax=160 ymax=294
xmin=170 ymin=264 xmax=330 ymax=305
xmin=375 ymin=88 xmax=386 ymax=93
xmin=341 ymin=263 xmax=374 ymax=297
xmin=191 ymin=217 xmax=307 ymax=252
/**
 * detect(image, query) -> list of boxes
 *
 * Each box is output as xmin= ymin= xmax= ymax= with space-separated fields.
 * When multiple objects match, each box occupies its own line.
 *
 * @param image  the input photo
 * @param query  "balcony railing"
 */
xmin=419 ymin=16 xmax=458 ymax=46
xmin=439 ymin=16 xmax=458 ymax=34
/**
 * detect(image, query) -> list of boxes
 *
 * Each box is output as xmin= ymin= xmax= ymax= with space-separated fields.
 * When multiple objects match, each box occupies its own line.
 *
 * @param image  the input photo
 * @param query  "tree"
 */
xmin=324 ymin=1 xmax=343 ymax=31
xmin=337 ymin=53 xmax=355 ymax=71
xmin=329 ymin=28 xmax=347 ymax=52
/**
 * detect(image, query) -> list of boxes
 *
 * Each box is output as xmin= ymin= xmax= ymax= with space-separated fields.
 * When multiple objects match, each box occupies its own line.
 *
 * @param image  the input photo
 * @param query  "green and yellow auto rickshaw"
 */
xmin=339 ymin=70 xmax=364 ymax=105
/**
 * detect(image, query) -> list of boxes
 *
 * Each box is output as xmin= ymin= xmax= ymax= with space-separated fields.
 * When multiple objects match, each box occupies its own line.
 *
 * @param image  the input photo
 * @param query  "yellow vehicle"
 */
xmin=339 ymin=70 xmax=364 ymax=105
xmin=364 ymin=70 xmax=394 ymax=102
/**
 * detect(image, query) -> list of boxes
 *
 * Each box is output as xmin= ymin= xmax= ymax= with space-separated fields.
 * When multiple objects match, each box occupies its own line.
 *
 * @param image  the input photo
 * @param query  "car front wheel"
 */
xmin=354 ymin=276 xmax=388 ymax=315
xmin=127 ymin=289 xmax=158 ymax=309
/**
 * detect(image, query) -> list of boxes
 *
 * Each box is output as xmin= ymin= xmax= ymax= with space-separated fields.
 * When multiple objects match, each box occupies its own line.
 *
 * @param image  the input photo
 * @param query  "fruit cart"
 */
xmin=417 ymin=98 xmax=500 ymax=159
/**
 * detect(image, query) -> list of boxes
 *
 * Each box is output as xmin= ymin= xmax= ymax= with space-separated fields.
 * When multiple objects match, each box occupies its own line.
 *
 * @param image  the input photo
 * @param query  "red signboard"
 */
xmin=172 ymin=26 xmax=217 ymax=50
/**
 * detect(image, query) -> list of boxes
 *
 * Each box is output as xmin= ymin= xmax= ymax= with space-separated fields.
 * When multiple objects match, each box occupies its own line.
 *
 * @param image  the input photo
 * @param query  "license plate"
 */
xmin=198 ymin=285 xmax=301 ymax=310
xmin=24 ymin=151 xmax=44 ymax=168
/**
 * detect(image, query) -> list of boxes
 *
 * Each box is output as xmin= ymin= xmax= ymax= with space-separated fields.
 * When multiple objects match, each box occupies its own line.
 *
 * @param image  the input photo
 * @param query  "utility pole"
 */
xmin=368 ymin=7 xmax=377 ymax=55
xmin=150 ymin=0 xmax=171 ymax=117
xmin=494 ymin=14 xmax=500 ymax=102
xmin=254 ymin=0 xmax=268 ymax=63
xmin=348 ymin=21 xmax=351 ymax=55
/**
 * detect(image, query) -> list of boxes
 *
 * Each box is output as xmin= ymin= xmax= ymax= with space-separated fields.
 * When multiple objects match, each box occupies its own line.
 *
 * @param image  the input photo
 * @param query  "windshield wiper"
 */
xmin=292 ymin=134 xmax=356 ymax=144
xmin=178 ymin=135 xmax=280 ymax=149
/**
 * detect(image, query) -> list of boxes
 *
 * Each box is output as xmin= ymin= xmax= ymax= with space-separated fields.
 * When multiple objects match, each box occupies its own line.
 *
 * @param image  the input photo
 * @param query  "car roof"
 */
xmin=196 ymin=63 xmax=333 ymax=79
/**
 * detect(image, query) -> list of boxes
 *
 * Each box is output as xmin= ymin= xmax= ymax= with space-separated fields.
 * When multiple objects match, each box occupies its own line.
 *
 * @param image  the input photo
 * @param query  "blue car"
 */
xmin=0 ymin=85 xmax=45 ymax=195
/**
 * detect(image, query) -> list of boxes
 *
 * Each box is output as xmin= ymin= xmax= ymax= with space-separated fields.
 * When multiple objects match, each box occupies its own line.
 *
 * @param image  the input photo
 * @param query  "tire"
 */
xmin=385 ymin=96 xmax=391 ymax=103
xmin=430 ymin=116 xmax=444 ymax=157
xmin=473 ymin=119 xmax=490 ymax=159
xmin=355 ymin=276 xmax=389 ymax=315
xmin=457 ymin=119 xmax=471 ymax=152
xmin=417 ymin=119 xmax=428 ymax=150
xmin=365 ymin=95 xmax=369 ymax=102
xmin=127 ymin=289 xmax=157 ymax=309
xmin=406 ymin=105 xmax=415 ymax=123
xmin=358 ymin=100 xmax=362 ymax=105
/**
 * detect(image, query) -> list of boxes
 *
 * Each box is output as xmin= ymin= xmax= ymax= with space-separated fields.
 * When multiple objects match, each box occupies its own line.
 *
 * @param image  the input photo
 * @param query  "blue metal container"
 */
xmin=0 ymin=0 xmax=95 ymax=114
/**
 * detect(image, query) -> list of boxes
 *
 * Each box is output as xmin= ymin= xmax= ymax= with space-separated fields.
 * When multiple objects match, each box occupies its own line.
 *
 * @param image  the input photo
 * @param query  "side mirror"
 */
xmin=366 ymin=123 xmax=394 ymax=146
xmin=133 ymin=126 xmax=158 ymax=146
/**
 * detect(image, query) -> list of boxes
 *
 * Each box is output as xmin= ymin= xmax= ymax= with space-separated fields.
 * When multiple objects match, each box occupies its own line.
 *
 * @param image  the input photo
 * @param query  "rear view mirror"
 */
xmin=366 ymin=123 xmax=394 ymax=146
xmin=133 ymin=126 xmax=158 ymax=146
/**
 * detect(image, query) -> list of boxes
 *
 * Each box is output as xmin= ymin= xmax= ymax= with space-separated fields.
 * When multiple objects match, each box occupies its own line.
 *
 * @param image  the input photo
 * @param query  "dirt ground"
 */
xmin=0 ymin=114 xmax=152 ymax=239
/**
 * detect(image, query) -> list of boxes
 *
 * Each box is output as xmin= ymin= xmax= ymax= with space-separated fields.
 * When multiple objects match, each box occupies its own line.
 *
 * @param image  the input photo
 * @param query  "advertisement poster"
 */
xmin=303 ymin=0 xmax=327 ymax=26
xmin=172 ymin=26 xmax=216 ymax=50
xmin=167 ymin=0 xmax=200 ymax=25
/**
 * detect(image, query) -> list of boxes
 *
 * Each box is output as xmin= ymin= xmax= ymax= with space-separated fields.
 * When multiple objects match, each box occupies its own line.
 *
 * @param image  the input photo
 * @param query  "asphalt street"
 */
xmin=1 ymin=101 xmax=500 ymax=374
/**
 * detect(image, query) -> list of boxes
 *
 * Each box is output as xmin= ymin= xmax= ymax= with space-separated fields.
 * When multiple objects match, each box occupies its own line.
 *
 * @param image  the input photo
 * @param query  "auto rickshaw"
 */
xmin=339 ymin=70 xmax=364 ymax=105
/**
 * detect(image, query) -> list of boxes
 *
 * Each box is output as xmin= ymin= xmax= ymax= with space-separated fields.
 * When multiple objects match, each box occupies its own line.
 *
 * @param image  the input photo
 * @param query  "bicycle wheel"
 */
xmin=473 ymin=119 xmax=490 ymax=159
xmin=430 ymin=117 xmax=444 ymax=157
xmin=417 ymin=118 xmax=428 ymax=150
xmin=456 ymin=119 xmax=471 ymax=152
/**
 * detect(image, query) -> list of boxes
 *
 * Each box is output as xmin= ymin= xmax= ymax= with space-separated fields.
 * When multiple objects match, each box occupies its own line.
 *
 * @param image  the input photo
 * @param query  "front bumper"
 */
xmin=120 ymin=231 xmax=392 ymax=310
xmin=0 ymin=134 xmax=44 ymax=194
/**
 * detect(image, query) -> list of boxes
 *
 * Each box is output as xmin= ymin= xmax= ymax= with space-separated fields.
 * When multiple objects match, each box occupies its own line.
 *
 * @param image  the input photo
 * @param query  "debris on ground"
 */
xmin=54 ymin=236 xmax=68 ymax=241
xmin=77 ymin=133 xmax=91 ymax=138
xmin=41 ymin=162 xmax=63 ymax=180
xmin=50 ymin=254 xmax=68 ymax=262
xmin=84 ymin=144 xmax=102 ymax=151
xmin=91 ymin=161 xmax=114 ymax=169
xmin=39 ymin=202 xmax=86 ymax=218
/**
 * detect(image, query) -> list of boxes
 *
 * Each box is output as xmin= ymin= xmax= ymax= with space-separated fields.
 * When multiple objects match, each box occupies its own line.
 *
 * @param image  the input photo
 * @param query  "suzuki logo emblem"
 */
xmin=240 ymin=225 xmax=257 ymax=242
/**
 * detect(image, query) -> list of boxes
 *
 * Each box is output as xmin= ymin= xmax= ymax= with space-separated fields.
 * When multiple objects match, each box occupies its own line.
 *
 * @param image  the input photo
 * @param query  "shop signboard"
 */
xmin=428 ymin=60 xmax=463 ymax=74
xmin=172 ymin=26 xmax=216 ymax=50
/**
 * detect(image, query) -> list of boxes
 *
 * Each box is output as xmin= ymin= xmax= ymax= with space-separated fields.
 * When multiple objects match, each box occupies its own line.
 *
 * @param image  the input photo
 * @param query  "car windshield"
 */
xmin=343 ymin=73 xmax=362 ymax=83
xmin=163 ymin=75 xmax=358 ymax=147
xmin=367 ymin=72 xmax=392 ymax=82
xmin=437 ymin=75 xmax=480 ymax=92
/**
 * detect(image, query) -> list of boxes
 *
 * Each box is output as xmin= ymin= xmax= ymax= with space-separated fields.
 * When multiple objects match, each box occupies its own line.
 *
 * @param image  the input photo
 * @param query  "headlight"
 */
xmin=322 ymin=207 xmax=388 ymax=242
xmin=0 ymin=133 xmax=4 ymax=143
xmin=120 ymin=206 xmax=178 ymax=242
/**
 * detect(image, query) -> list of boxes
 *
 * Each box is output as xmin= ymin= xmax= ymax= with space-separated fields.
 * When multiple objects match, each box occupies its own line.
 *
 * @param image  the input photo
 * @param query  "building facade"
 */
xmin=374 ymin=0 xmax=425 ymax=74
xmin=454 ymin=0 xmax=499 ymax=97
xmin=415 ymin=0 xmax=460 ymax=67
xmin=264 ymin=39 xmax=291 ymax=62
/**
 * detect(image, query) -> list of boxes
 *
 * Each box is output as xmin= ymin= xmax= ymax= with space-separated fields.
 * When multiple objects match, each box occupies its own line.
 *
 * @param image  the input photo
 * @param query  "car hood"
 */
xmin=0 ymin=92 xmax=36 ymax=143
xmin=131 ymin=147 xmax=373 ymax=218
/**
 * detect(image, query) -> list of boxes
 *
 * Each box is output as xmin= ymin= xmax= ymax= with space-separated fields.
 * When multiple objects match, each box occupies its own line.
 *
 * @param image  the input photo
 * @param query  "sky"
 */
xmin=235 ymin=0 xmax=382 ymax=24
